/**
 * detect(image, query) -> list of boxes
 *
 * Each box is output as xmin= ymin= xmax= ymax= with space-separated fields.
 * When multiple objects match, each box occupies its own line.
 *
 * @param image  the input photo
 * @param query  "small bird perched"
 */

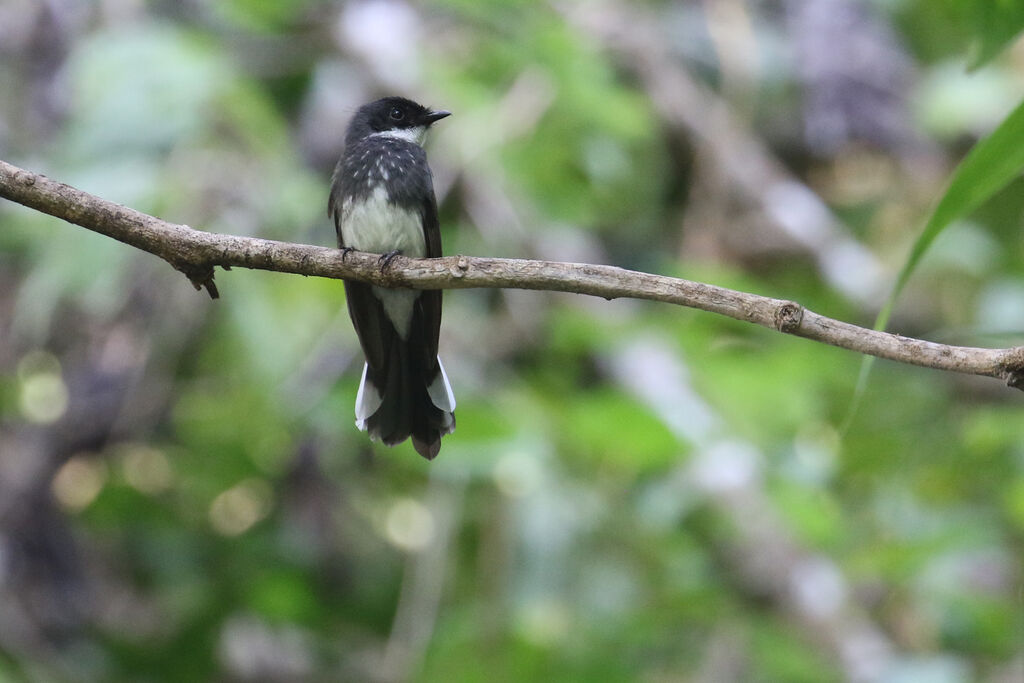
xmin=328 ymin=96 xmax=455 ymax=459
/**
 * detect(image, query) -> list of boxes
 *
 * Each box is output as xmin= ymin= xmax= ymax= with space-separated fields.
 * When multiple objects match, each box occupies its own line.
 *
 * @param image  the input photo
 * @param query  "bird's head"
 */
xmin=348 ymin=96 xmax=451 ymax=146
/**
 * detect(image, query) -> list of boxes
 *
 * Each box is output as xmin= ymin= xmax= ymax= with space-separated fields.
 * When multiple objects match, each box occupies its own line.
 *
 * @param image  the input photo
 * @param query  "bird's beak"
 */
xmin=425 ymin=110 xmax=451 ymax=124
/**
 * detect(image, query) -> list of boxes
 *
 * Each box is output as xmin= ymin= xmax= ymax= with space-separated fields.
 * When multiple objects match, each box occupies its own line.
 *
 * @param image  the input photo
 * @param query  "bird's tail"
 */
xmin=355 ymin=347 xmax=455 ymax=459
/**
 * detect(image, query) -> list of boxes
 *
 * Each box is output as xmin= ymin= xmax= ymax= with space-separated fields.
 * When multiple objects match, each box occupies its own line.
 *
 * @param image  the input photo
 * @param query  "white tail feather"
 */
xmin=354 ymin=363 xmax=382 ymax=431
xmin=354 ymin=358 xmax=455 ymax=435
xmin=428 ymin=358 xmax=456 ymax=411
xmin=427 ymin=357 xmax=456 ymax=432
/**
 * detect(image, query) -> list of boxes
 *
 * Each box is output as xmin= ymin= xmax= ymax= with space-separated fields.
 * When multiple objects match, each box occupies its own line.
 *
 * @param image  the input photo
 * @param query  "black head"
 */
xmin=346 ymin=96 xmax=451 ymax=146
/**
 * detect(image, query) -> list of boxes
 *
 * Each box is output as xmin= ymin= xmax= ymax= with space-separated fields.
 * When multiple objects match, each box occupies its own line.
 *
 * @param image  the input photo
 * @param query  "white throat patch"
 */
xmin=370 ymin=126 xmax=427 ymax=146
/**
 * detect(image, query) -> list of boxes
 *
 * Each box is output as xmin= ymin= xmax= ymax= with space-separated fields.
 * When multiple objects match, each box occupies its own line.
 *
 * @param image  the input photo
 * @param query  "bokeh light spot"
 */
xmin=493 ymin=452 xmax=543 ymax=498
xmin=17 ymin=351 xmax=68 ymax=424
xmin=121 ymin=445 xmax=174 ymax=495
xmin=517 ymin=600 xmax=570 ymax=647
xmin=52 ymin=454 xmax=107 ymax=511
xmin=384 ymin=498 xmax=434 ymax=552
xmin=209 ymin=478 xmax=273 ymax=536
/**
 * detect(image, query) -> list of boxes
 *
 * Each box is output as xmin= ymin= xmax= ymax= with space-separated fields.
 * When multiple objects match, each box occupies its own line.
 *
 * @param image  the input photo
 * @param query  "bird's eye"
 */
xmin=389 ymin=107 xmax=404 ymax=121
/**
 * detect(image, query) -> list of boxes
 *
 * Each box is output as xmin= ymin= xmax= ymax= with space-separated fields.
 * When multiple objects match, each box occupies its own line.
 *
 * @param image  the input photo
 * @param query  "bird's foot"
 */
xmin=378 ymin=250 xmax=403 ymax=270
xmin=339 ymin=246 xmax=356 ymax=261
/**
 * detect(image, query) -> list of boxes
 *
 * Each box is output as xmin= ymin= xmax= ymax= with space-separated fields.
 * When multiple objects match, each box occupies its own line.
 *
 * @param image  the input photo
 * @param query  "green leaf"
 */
xmin=846 ymin=96 xmax=1024 ymax=428
xmin=967 ymin=0 xmax=1024 ymax=69
xmin=884 ymin=96 xmax=1024 ymax=331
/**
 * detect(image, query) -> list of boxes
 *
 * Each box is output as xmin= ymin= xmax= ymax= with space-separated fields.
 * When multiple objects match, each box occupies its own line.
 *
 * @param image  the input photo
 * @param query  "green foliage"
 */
xmin=959 ymin=0 xmax=1024 ymax=68
xmin=881 ymin=96 xmax=1024 ymax=334
xmin=850 ymin=95 xmax=1024 ymax=419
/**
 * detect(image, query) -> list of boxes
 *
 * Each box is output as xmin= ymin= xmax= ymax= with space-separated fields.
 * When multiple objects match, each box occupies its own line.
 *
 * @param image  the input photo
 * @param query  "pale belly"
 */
xmin=340 ymin=186 xmax=426 ymax=338
xmin=340 ymin=186 xmax=426 ymax=257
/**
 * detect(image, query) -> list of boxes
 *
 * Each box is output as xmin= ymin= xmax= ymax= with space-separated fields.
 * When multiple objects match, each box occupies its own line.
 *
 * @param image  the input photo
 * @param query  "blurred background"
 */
xmin=1 ymin=0 xmax=1024 ymax=681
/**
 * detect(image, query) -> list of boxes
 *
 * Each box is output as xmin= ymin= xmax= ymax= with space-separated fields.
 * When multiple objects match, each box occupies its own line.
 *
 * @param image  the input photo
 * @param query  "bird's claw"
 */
xmin=378 ymin=250 xmax=402 ymax=270
xmin=339 ymin=246 xmax=355 ymax=261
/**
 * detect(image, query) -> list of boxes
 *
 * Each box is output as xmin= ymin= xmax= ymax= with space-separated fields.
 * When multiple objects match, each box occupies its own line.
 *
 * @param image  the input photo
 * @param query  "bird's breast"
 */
xmin=339 ymin=185 xmax=426 ymax=339
xmin=340 ymin=185 xmax=426 ymax=258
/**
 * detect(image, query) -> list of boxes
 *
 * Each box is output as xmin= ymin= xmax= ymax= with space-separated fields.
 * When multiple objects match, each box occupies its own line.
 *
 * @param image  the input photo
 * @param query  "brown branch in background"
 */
xmin=2 ymin=158 xmax=1023 ymax=388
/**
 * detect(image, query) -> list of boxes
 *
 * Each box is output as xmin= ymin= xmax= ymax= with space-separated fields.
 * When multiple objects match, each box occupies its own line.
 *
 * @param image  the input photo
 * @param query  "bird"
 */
xmin=328 ymin=96 xmax=455 ymax=460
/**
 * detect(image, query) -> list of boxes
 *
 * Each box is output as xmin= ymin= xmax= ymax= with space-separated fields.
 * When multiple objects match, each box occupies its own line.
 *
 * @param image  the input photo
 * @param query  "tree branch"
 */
xmin=3 ymin=158 xmax=1023 ymax=388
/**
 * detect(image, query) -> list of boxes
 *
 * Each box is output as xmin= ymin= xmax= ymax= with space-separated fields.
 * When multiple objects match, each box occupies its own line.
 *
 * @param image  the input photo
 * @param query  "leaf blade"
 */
xmin=845 ymin=96 xmax=1024 ymax=428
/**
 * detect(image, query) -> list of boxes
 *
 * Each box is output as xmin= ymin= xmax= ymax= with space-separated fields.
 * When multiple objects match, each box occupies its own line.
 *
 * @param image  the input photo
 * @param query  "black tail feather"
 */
xmin=364 ymin=342 xmax=454 ymax=460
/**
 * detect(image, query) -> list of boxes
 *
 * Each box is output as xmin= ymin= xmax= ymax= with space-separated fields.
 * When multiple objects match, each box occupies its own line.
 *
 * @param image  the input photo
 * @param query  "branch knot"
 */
xmin=997 ymin=346 xmax=1024 ymax=391
xmin=173 ymin=260 xmax=219 ymax=299
xmin=774 ymin=301 xmax=803 ymax=333
xmin=451 ymin=256 xmax=469 ymax=278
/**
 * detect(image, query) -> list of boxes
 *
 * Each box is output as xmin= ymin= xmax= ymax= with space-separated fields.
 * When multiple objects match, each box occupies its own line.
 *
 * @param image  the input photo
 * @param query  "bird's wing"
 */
xmin=416 ymin=189 xmax=443 ymax=366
